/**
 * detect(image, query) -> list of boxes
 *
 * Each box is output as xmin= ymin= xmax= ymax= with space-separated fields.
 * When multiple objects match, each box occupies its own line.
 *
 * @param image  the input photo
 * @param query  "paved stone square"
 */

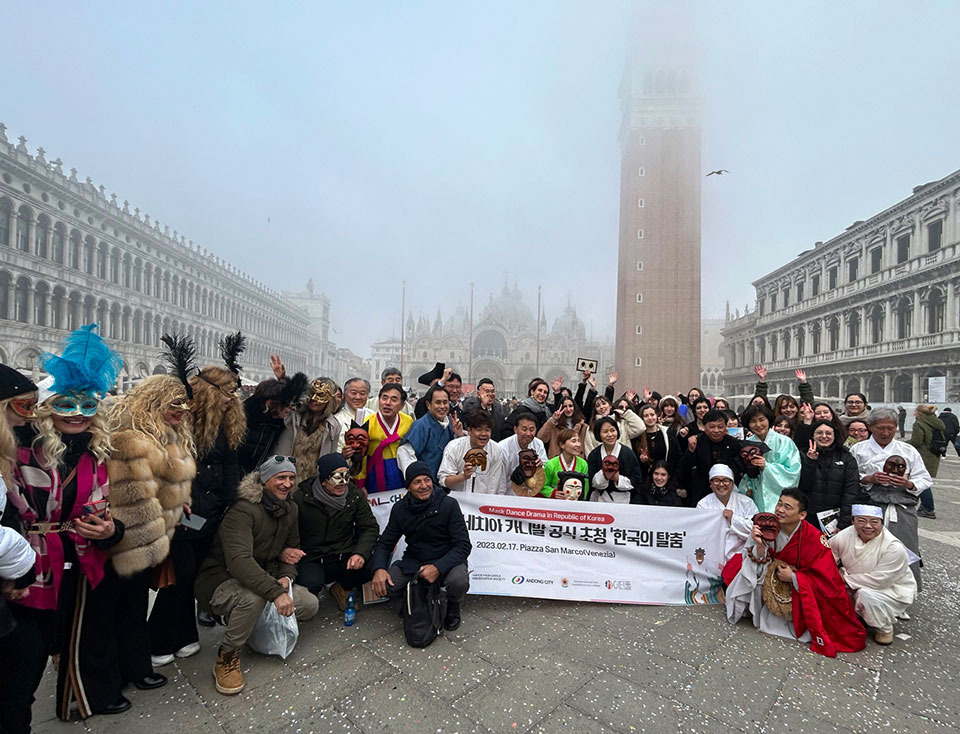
xmin=28 ymin=452 xmax=960 ymax=734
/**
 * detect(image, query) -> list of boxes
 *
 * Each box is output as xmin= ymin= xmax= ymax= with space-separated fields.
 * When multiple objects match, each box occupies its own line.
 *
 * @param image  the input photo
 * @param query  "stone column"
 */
xmin=912 ymin=290 xmax=923 ymax=337
xmin=25 ymin=289 xmax=34 ymax=325
xmin=883 ymin=299 xmax=894 ymax=341
xmin=912 ymin=372 xmax=922 ymax=402
xmin=883 ymin=373 xmax=892 ymax=402
xmin=947 ymin=285 xmax=958 ymax=332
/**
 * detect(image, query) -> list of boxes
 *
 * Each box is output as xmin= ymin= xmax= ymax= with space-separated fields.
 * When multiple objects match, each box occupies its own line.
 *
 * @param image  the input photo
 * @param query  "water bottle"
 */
xmin=344 ymin=592 xmax=356 ymax=627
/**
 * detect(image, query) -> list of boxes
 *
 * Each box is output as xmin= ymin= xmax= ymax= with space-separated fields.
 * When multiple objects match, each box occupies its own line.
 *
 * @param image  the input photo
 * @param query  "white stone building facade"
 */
xmin=0 ymin=125 xmax=330 ymax=387
xmin=722 ymin=169 xmax=960 ymax=403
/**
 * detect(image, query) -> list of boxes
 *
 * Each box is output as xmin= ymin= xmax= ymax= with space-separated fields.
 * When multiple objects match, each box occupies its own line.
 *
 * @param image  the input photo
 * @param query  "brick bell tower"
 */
xmin=614 ymin=1 xmax=702 ymax=394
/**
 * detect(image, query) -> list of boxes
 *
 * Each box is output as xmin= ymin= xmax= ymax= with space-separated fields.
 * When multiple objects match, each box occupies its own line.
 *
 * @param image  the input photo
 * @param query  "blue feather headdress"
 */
xmin=40 ymin=324 xmax=123 ymax=399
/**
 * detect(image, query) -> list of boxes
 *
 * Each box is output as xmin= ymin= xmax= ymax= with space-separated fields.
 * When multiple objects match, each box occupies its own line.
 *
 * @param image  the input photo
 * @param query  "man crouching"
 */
xmin=371 ymin=461 xmax=472 ymax=631
xmin=195 ymin=456 xmax=319 ymax=695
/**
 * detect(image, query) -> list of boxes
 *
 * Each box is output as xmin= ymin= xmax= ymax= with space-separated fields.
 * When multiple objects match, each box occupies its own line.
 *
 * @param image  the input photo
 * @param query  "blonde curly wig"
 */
xmin=108 ymin=375 xmax=196 ymax=458
xmin=189 ymin=367 xmax=247 ymax=457
xmin=0 ymin=398 xmax=21 ymax=485
xmin=32 ymin=398 xmax=114 ymax=470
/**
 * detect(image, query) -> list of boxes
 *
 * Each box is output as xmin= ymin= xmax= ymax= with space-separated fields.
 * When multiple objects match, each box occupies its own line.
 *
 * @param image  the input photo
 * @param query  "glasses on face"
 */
xmin=327 ymin=470 xmax=350 ymax=485
xmin=845 ymin=399 xmax=864 ymax=406
xmin=848 ymin=427 xmax=869 ymax=436
xmin=50 ymin=394 xmax=99 ymax=417
xmin=167 ymin=399 xmax=190 ymax=412
xmin=9 ymin=396 xmax=37 ymax=418
xmin=710 ymin=478 xmax=733 ymax=486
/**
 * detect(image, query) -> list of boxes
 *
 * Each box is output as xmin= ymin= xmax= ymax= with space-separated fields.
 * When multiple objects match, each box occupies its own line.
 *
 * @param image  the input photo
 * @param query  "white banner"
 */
xmin=928 ymin=375 xmax=946 ymax=402
xmin=455 ymin=493 xmax=728 ymax=605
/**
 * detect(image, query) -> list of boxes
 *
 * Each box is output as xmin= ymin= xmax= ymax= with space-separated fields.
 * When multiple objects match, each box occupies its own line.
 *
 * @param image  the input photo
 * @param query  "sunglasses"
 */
xmin=50 ymin=394 xmax=99 ymax=417
xmin=167 ymin=399 xmax=191 ymax=412
xmin=269 ymin=455 xmax=296 ymax=464
xmin=327 ymin=470 xmax=350 ymax=485
xmin=9 ymin=396 xmax=38 ymax=418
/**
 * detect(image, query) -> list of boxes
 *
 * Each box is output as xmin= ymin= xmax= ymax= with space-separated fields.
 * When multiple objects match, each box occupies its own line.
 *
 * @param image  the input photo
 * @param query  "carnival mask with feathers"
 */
xmin=40 ymin=324 xmax=122 ymax=402
xmin=218 ymin=331 xmax=246 ymax=387
xmin=278 ymin=373 xmax=309 ymax=407
xmin=160 ymin=333 xmax=196 ymax=402
xmin=308 ymin=379 xmax=335 ymax=406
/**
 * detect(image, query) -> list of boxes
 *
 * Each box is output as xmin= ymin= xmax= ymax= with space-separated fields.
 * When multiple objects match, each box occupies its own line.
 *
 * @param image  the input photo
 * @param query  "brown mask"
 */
xmin=601 ymin=455 xmax=620 ymax=480
xmin=518 ymin=448 xmax=539 ymax=478
xmin=882 ymin=455 xmax=907 ymax=477
xmin=344 ymin=427 xmax=369 ymax=454
xmin=464 ymin=448 xmax=488 ymax=471
xmin=753 ymin=512 xmax=781 ymax=542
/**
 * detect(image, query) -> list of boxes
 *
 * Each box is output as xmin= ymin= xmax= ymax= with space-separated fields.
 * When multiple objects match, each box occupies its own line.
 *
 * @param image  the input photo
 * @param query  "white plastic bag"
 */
xmin=247 ymin=588 xmax=299 ymax=659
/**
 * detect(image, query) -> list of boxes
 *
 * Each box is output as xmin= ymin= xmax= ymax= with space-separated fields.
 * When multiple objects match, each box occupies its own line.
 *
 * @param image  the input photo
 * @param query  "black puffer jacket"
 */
xmin=799 ymin=445 xmax=864 ymax=530
xmin=370 ymin=488 xmax=471 ymax=576
xmin=184 ymin=431 xmax=242 ymax=539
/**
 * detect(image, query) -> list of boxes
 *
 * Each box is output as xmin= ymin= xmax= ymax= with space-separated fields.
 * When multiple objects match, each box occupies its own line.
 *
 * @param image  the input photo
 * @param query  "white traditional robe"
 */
xmin=725 ymin=526 xmax=811 ymax=643
xmin=438 ymin=436 xmax=507 ymax=494
xmin=848 ymin=437 xmax=932 ymax=495
xmin=829 ymin=525 xmax=916 ymax=633
xmin=497 ymin=434 xmax=548 ymax=480
xmin=696 ymin=491 xmax=759 ymax=562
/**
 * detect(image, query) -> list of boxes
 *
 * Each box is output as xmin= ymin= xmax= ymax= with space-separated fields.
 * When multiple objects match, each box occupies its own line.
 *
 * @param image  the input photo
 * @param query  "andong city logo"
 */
xmin=512 ymin=576 xmax=525 ymax=584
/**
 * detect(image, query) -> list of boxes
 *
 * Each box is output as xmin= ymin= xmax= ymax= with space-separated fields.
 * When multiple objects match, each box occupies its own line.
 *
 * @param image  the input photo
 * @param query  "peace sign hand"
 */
xmin=806 ymin=440 xmax=819 ymax=460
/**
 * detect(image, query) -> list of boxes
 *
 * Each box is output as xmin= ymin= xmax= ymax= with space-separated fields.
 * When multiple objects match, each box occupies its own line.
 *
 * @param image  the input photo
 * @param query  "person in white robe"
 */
xmin=830 ymin=504 xmax=917 ymax=645
xmin=848 ymin=408 xmax=932 ymax=589
xmin=497 ymin=413 xmax=548 ymax=481
xmin=438 ymin=411 xmax=507 ymax=494
xmin=697 ymin=464 xmax=759 ymax=562
xmin=335 ymin=378 xmax=373 ymax=452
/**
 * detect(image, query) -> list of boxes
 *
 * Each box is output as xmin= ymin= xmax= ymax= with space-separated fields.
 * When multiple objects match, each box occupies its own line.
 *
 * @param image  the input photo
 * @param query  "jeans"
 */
xmin=919 ymin=487 xmax=935 ymax=512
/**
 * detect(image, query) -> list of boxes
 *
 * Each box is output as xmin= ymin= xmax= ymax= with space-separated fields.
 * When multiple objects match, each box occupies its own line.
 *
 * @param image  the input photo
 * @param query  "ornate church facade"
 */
xmin=372 ymin=285 xmax=615 ymax=398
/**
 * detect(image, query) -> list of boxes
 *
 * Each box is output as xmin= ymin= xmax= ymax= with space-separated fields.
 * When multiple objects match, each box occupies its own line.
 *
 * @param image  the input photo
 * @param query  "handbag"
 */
xmin=762 ymin=559 xmax=794 ymax=619
xmin=402 ymin=577 xmax=446 ymax=648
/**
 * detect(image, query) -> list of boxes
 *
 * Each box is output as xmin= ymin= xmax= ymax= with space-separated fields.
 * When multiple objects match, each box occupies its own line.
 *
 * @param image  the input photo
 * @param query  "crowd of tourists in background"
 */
xmin=0 ymin=325 xmax=945 ymax=730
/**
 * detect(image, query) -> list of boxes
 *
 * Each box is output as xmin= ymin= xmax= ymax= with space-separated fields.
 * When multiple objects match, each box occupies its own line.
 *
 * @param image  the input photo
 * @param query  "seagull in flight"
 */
xmin=706 ymin=170 xmax=729 ymax=176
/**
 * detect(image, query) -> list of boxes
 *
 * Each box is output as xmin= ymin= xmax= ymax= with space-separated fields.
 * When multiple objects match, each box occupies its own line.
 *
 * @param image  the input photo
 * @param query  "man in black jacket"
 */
xmin=370 ymin=461 xmax=472 ymax=630
xmin=461 ymin=378 xmax=508 ymax=440
xmin=679 ymin=410 xmax=745 ymax=506
xmin=293 ymin=453 xmax=379 ymax=611
xmin=939 ymin=407 xmax=960 ymax=456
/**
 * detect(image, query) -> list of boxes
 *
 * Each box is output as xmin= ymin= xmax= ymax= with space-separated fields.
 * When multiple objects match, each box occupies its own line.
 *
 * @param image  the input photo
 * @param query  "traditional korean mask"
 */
xmin=518 ymin=448 xmax=539 ymax=478
xmin=740 ymin=446 xmax=761 ymax=462
xmin=557 ymin=475 xmax=583 ymax=501
xmin=464 ymin=448 xmax=488 ymax=471
xmin=308 ymin=379 xmax=334 ymax=406
xmin=882 ymin=456 xmax=907 ymax=477
xmin=753 ymin=512 xmax=781 ymax=542
xmin=49 ymin=392 xmax=100 ymax=417
xmin=694 ymin=547 xmax=706 ymax=565
xmin=601 ymin=455 xmax=620 ymax=481
xmin=344 ymin=426 xmax=369 ymax=454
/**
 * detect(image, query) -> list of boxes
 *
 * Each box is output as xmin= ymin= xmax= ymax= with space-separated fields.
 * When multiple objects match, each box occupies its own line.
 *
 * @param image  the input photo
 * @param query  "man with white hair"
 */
xmin=829 ymin=504 xmax=917 ymax=645
xmin=696 ymin=464 xmax=759 ymax=562
xmin=849 ymin=407 xmax=931 ymax=589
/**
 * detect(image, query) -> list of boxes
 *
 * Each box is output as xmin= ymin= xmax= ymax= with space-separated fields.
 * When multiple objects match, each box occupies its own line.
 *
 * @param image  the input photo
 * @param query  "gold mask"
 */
xmin=309 ymin=380 xmax=334 ymax=405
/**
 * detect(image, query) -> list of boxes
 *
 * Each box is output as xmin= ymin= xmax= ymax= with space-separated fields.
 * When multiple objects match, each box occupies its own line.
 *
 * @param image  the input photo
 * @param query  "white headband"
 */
xmin=36 ymin=376 xmax=56 ymax=405
xmin=708 ymin=464 xmax=734 ymax=481
xmin=852 ymin=504 xmax=883 ymax=519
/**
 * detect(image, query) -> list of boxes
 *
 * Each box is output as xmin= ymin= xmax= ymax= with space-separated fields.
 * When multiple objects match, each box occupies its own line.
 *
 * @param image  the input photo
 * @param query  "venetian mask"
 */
xmin=518 ymin=448 xmax=539 ymax=478
xmin=308 ymin=379 xmax=334 ymax=406
xmin=49 ymin=392 xmax=100 ymax=417
xmin=9 ymin=394 xmax=38 ymax=419
xmin=753 ymin=512 xmax=780 ymax=542
xmin=464 ymin=448 xmax=488 ymax=471
xmin=601 ymin=455 xmax=620 ymax=481
xmin=558 ymin=477 xmax=583 ymax=501
xmin=344 ymin=427 xmax=369 ymax=453
xmin=883 ymin=456 xmax=907 ymax=477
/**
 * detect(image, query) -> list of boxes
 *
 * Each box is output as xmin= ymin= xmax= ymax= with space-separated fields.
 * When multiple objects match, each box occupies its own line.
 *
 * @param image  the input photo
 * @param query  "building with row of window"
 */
xmin=0 ymin=124 xmax=358 ymax=388
xmin=721 ymin=168 xmax=960 ymax=404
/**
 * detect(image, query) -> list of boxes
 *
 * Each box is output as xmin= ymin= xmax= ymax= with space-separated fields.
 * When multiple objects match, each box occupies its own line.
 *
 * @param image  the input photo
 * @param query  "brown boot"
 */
xmin=213 ymin=646 xmax=244 ymax=695
xmin=873 ymin=629 xmax=894 ymax=646
xmin=330 ymin=582 xmax=351 ymax=612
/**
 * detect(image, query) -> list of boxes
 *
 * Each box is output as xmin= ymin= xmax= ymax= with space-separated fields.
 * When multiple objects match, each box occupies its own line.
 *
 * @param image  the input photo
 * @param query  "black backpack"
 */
xmin=402 ymin=578 xmax=446 ymax=648
xmin=929 ymin=428 xmax=949 ymax=457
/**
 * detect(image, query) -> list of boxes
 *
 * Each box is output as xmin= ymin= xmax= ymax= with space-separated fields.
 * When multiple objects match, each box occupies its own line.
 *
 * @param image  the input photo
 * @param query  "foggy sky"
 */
xmin=3 ymin=1 xmax=959 ymax=357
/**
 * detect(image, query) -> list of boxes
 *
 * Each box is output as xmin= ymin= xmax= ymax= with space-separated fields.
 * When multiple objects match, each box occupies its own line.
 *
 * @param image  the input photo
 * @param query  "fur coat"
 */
xmin=106 ymin=425 xmax=196 ymax=576
xmin=292 ymin=412 xmax=341 ymax=484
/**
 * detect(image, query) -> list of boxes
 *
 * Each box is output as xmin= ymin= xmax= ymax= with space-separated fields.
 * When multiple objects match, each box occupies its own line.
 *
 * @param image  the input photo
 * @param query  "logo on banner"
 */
xmin=605 ymin=579 xmax=632 ymax=590
xmin=561 ymin=578 xmax=569 ymax=588
xmin=512 ymin=576 xmax=525 ymax=584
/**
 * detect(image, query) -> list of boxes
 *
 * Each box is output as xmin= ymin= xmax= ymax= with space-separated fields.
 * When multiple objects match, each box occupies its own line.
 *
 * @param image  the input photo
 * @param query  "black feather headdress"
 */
xmin=279 ymin=372 xmax=309 ymax=406
xmin=160 ymin=333 xmax=196 ymax=399
xmin=218 ymin=332 xmax=246 ymax=381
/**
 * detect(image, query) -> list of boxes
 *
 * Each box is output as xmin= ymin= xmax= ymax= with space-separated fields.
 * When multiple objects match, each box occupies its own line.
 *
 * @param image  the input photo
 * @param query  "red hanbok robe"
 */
xmin=775 ymin=521 xmax=866 ymax=656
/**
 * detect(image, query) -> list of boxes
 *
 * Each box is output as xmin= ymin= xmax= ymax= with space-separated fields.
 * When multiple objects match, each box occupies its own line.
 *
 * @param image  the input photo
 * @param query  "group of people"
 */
xmin=0 ymin=326 xmax=940 ymax=731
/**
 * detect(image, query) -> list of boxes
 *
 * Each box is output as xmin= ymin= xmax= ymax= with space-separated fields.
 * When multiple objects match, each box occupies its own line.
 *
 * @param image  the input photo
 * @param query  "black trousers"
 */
xmin=296 ymin=556 xmax=373 ymax=595
xmin=148 ymin=533 xmax=213 ymax=656
xmin=116 ymin=569 xmax=154 ymax=682
xmin=0 ymin=603 xmax=53 ymax=734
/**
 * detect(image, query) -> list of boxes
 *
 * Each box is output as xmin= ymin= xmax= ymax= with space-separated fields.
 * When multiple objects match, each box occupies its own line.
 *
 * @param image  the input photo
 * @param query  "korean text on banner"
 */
xmin=455 ymin=493 xmax=727 ymax=606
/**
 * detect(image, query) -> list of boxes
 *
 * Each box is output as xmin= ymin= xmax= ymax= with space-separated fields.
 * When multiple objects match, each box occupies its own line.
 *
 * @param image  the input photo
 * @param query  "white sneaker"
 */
xmin=176 ymin=642 xmax=201 ymax=658
xmin=152 ymin=653 xmax=175 ymax=667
